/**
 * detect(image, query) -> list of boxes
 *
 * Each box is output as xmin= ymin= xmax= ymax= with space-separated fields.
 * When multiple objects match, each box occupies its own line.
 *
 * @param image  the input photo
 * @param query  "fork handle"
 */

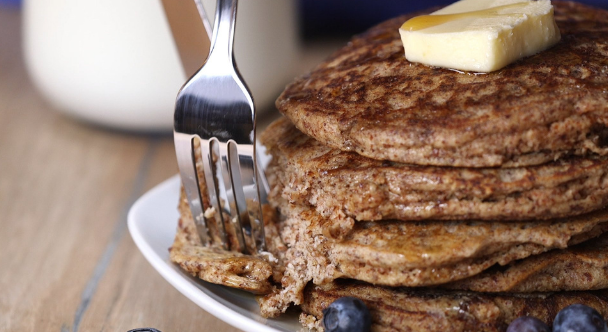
xmin=207 ymin=0 xmax=238 ymax=65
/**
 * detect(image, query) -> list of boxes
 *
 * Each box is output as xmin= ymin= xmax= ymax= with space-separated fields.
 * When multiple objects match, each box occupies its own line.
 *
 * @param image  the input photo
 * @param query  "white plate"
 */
xmin=127 ymin=175 xmax=301 ymax=332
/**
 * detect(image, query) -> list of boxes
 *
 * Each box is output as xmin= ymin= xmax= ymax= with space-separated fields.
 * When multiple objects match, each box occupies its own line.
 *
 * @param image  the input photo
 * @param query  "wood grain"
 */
xmin=0 ymin=8 xmax=240 ymax=332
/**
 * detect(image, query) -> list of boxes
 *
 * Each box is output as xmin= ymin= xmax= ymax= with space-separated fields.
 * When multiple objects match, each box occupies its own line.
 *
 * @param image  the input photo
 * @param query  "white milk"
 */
xmin=23 ymin=0 xmax=299 ymax=131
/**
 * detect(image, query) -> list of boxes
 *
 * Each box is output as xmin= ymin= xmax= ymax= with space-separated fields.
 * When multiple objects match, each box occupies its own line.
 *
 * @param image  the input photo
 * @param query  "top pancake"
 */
xmin=276 ymin=1 xmax=608 ymax=167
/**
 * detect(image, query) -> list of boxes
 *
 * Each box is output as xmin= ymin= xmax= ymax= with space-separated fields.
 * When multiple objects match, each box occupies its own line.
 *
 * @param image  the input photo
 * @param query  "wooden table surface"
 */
xmin=0 ymin=7 xmax=341 ymax=332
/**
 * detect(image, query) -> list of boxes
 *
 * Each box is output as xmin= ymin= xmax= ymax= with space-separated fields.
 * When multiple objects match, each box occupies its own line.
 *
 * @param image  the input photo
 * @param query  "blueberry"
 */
xmin=553 ymin=304 xmax=608 ymax=332
xmin=322 ymin=296 xmax=371 ymax=332
xmin=507 ymin=316 xmax=550 ymax=332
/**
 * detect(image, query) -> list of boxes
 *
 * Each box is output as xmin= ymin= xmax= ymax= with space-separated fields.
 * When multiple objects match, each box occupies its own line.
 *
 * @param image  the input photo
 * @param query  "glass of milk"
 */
xmin=22 ymin=0 xmax=299 ymax=131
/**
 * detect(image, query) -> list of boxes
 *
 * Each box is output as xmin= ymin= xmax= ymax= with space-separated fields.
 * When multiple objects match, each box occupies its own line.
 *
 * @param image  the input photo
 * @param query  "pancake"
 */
xmin=300 ymin=280 xmax=608 ymax=332
xmin=170 ymin=2 xmax=608 ymax=329
xmin=169 ymin=141 xmax=288 ymax=294
xmin=257 ymin=199 xmax=608 ymax=317
xmin=276 ymin=1 xmax=608 ymax=167
xmin=171 ymin=183 xmax=608 ymax=315
xmin=445 ymin=232 xmax=608 ymax=293
xmin=169 ymin=187 xmax=286 ymax=294
xmin=261 ymin=117 xmax=608 ymax=221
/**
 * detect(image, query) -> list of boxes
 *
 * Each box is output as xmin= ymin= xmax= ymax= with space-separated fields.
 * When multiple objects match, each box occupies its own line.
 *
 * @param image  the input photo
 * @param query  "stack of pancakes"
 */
xmin=170 ymin=1 xmax=608 ymax=331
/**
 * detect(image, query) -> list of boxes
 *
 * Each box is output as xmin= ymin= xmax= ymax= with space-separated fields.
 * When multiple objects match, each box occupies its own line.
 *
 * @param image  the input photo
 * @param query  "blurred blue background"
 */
xmin=299 ymin=0 xmax=608 ymax=39
xmin=1 ymin=0 xmax=607 ymax=38
xmin=0 ymin=0 xmax=19 ymax=7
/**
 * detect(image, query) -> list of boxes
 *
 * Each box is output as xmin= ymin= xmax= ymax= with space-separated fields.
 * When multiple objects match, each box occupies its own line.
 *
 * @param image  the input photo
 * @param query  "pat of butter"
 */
xmin=399 ymin=0 xmax=561 ymax=72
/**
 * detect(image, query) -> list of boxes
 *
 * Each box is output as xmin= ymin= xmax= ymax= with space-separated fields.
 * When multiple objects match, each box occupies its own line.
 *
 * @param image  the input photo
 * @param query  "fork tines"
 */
xmin=175 ymin=133 xmax=266 ymax=254
xmin=201 ymin=138 xmax=265 ymax=254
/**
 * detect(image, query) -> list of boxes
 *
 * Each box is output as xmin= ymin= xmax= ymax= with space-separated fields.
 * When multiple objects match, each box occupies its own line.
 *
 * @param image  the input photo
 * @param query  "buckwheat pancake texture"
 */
xmin=276 ymin=1 xmax=608 ymax=167
xmin=258 ymin=196 xmax=608 ymax=317
xmin=446 ymin=232 xmax=608 ymax=293
xmin=279 ymin=203 xmax=608 ymax=287
xmin=170 ymin=189 xmax=289 ymax=294
xmin=301 ymin=280 xmax=608 ymax=332
xmin=262 ymin=117 xmax=608 ymax=221
xmin=169 ymin=141 xmax=287 ymax=295
xmin=171 ymin=181 xmax=608 ymax=315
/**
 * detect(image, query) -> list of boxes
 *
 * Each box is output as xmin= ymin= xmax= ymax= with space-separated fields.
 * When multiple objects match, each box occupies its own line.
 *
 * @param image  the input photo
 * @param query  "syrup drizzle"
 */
xmin=402 ymin=2 xmax=529 ymax=31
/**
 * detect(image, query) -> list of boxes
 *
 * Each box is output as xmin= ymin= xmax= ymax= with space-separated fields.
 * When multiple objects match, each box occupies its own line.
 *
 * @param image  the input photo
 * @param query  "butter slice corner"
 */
xmin=399 ymin=0 xmax=561 ymax=73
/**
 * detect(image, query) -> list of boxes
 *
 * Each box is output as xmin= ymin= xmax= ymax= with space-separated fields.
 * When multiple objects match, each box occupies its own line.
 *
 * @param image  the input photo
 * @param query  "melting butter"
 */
xmin=399 ymin=0 xmax=561 ymax=72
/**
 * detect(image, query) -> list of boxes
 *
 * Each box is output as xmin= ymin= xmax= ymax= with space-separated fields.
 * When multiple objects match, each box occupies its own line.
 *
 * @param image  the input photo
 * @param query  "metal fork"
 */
xmin=173 ymin=0 xmax=266 ymax=254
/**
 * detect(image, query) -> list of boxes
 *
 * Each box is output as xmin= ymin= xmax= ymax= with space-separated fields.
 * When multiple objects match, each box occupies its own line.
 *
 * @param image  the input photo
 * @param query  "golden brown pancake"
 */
xmin=276 ymin=1 xmax=608 ymax=167
xmin=445 ymin=232 xmax=608 ymax=293
xmin=262 ymin=117 xmax=608 ymax=221
xmin=171 ymin=184 xmax=608 ymax=316
xmin=170 ymin=187 xmax=289 ymax=294
xmin=301 ymin=280 xmax=608 ymax=332
xmin=257 ymin=198 xmax=608 ymax=317
xmin=169 ymin=141 xmax=287 ymax=294
xmin=170 ymin=3 xmax=608 ymax=330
